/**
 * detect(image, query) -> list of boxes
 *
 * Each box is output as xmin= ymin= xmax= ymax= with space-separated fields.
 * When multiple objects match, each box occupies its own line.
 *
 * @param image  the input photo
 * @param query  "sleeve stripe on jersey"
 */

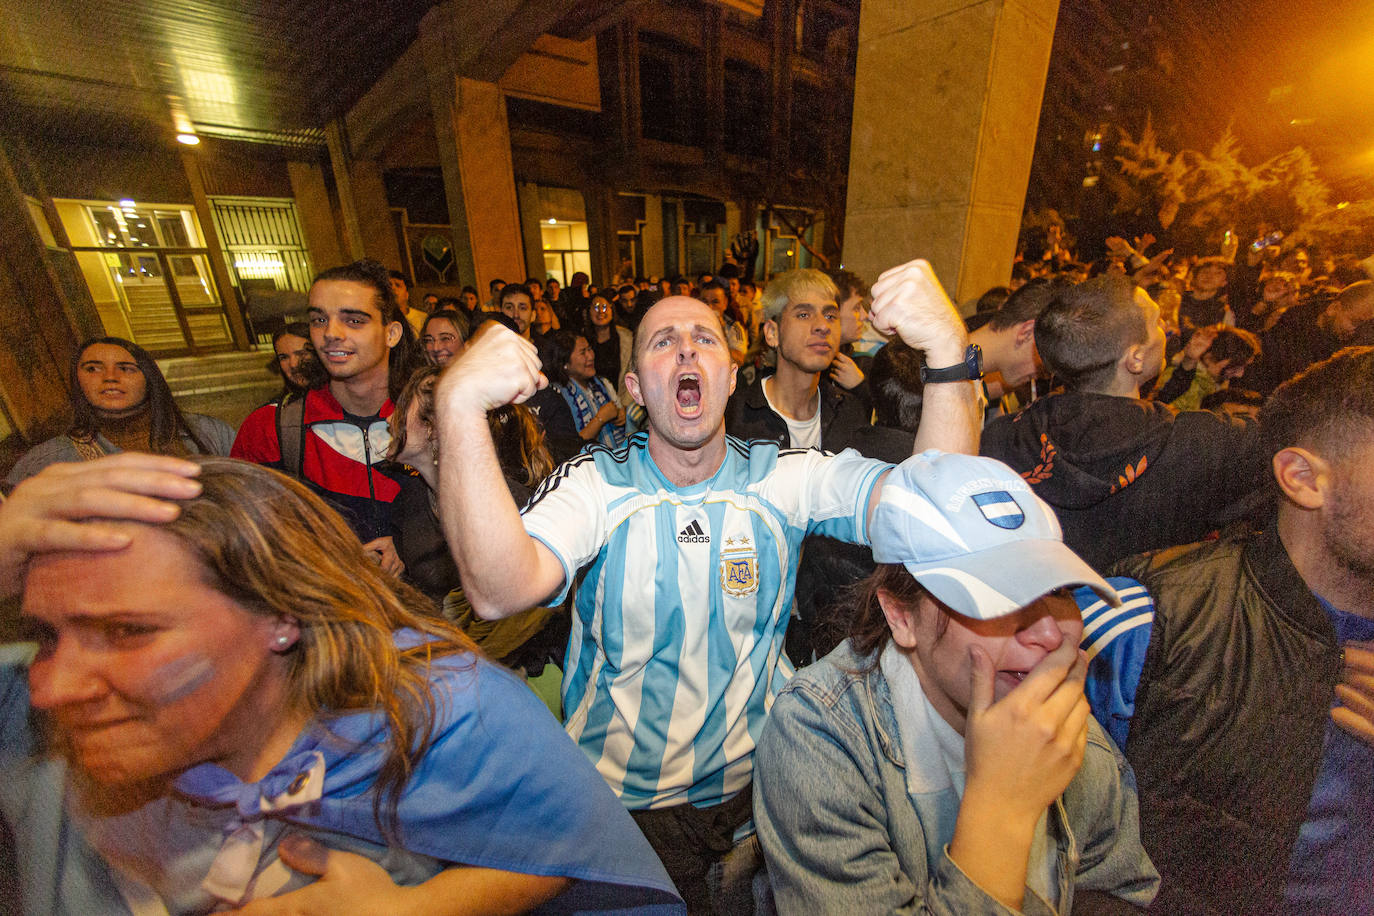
xmin=523 ymin=452 xmax=596 ymax=514
xmin=1076 ymin=577 xmax=1154 ymax=660
xmin=1083 ymin=612 xmax=1156 ymax=661
xmin=1081 ymin=593 xmax=1154 ymax=634
xmin=1081 ymin=585 xmax=1151 ymax=623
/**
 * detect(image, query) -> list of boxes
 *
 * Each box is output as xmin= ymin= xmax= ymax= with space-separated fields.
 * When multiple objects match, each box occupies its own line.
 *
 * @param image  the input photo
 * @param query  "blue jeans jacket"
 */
xmin=753 ymin=640 xmax=1159 ymax=915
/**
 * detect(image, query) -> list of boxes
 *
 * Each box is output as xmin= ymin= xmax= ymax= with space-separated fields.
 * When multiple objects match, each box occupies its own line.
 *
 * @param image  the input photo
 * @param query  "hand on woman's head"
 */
xmin=0 ymin=453 xmax=201 ymax=598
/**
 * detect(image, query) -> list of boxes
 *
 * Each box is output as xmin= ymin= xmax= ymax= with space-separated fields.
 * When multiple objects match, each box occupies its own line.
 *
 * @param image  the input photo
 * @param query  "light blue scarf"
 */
xmin=558 ymin=377 xmax=625 ymax=448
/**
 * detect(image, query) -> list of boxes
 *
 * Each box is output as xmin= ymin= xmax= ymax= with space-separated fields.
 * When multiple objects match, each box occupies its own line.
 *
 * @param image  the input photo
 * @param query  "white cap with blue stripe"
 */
xmin=870 ymin=451 xmax=1120 ymax=621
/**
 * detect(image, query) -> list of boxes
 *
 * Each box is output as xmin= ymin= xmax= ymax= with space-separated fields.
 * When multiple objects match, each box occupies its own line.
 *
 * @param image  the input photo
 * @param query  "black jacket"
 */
xmin=1178 ymin=292 xmax=1229 ymax=332
xmin=724 ymin=374 xmax=870 ymax=452
xmin=981 ymin=392 xmax=1269 ymax=570
xmin=391 ymin=471 xmax=535 ymax=611
xmin=1112 ymin=527 xmax=1340 ymax=916
xmin=792 ymin=422 xmax=915 ymax=662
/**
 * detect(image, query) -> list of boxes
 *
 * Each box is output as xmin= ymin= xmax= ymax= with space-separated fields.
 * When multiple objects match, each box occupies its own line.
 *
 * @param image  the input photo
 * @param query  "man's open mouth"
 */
xmin=676 ymin=374 xmax=702 ymax=416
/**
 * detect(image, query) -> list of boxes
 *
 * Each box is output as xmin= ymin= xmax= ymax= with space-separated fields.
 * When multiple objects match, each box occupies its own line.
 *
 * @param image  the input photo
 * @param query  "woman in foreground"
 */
xmin=753 ymin=452 xmax=1159 ymax=914
xmin=0 ymin=454 xmax=681 ymax=915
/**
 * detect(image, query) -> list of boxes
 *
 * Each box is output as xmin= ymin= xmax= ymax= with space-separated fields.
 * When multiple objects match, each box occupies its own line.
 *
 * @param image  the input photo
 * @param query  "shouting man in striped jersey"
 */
xmin=435 ymin=258 xmax=982 ymax=911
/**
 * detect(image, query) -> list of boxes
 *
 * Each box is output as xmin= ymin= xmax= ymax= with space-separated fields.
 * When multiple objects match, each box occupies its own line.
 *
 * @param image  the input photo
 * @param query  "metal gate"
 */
xmin=210 ymin=197 xmax=315 ymax=294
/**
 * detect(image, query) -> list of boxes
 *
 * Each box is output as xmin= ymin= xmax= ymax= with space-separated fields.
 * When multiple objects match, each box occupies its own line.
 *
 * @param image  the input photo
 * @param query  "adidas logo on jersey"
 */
xmin=677 ymin=520 xmax=709 ymax=543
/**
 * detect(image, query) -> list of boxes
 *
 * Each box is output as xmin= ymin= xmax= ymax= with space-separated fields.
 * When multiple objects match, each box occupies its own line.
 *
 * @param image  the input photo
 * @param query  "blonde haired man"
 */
xmin=726 ymin=269 xmax=869 ymax=451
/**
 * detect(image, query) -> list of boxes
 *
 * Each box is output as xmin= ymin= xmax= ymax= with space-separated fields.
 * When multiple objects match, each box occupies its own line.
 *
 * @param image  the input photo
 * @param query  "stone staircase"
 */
xmin=157 ymin=349 xmax=281 ymax=431
xmin=124 ymin=282 xmax=233 ymax=352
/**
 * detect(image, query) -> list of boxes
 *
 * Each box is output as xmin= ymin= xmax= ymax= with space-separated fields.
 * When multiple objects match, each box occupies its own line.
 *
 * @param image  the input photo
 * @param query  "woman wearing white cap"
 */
xmin=753 ymin=451 xmax=1159 ymax=914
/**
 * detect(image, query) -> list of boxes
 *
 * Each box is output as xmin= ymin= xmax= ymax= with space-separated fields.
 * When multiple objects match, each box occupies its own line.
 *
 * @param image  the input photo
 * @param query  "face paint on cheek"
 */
xmin=146 ymin=654 xmax=217 ymax=704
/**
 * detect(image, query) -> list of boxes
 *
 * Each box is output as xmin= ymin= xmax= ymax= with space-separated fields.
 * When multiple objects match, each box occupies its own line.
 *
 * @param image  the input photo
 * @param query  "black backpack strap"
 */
xmin=274 ymin=393 xmax=308 ymax=481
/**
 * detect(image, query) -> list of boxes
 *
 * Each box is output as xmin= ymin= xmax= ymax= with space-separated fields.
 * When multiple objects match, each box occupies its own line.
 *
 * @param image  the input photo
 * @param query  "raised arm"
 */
xmin=433 ymin=325 xmax=566 ymax=620
xmin=868 ymin=259 xmax=980 ymax=456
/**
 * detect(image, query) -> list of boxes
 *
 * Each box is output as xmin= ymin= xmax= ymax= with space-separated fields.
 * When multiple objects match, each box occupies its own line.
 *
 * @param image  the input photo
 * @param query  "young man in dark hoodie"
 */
xmin=981 ymin=273 xmax=1269 ymax=570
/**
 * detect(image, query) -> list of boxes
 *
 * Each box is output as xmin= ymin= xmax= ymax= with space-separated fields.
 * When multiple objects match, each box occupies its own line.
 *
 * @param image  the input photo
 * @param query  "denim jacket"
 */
xmin=753 ymin=640 xmax=1159 ymax=915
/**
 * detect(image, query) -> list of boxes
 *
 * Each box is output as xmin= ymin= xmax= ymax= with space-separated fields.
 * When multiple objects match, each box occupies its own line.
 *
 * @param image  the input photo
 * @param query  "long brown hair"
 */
xmin=163 ymin=457 xmax=478 ymax=839
xmin=388 ymin=366 xmax=440 ymax=466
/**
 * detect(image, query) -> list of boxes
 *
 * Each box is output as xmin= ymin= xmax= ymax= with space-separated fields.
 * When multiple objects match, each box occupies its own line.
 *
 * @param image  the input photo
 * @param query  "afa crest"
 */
xmin=720 ymin=536 xmax=758 ymax=597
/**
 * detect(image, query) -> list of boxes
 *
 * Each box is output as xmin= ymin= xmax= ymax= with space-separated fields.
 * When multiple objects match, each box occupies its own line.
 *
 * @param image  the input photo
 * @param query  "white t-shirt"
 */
xmin=762 ymin=378 xmax=822 ymax=450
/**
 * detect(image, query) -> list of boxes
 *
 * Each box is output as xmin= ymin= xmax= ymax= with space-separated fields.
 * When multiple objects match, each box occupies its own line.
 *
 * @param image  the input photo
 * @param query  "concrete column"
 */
xmin=422 ymin=42 xmax=527 ymax=297
xmin=324 ymin=121 xmax=366 ymax=261
xmin=584 ymin=184 xmax=619 ymax=287
xmin=766 ymin=0 xmax=796 ymax=184
xmin=348 ymin=159 xmax=403 ymax=271
xmin=516 ymin=181 xmax=545 ymax=282
xmin=724 ymin=202 xmax=742 ymax=252
xmin=661 ymin=199 xmax=682 ymax=279
xmin=603 ymin=22 xmax=642 ymax=163
xmin=701 ymin=6 xmax=725 ymax=170
xmin=181 ymin=149 xmax=252 ymax=349
xmin=287 ymin=159 xmax=345 ymax=273
xmin=0 ymin=140 xmax=87 ymax=440
xmin=842 ymin=0 xmax=1059 ymax=302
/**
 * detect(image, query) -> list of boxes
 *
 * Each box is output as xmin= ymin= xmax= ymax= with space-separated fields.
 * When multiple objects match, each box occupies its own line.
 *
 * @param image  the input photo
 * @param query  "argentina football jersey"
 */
xmin=521 ymin=432 xmax=890 ymax=809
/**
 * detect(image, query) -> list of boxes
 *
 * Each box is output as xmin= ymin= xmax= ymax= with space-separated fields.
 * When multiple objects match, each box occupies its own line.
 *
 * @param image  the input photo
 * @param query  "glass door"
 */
xmin=68 ymin=202 xmax=231 ymax=355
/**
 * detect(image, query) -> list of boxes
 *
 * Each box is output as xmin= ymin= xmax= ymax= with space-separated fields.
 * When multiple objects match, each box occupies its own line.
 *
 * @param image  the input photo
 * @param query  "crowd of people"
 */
xmin=2 ymin=222 xmax=1372 ymax=915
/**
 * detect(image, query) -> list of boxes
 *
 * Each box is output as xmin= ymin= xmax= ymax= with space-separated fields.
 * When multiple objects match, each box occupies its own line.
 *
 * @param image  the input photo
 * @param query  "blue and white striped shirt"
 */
xmin=522 ymin=433 xmax=890 ymax=810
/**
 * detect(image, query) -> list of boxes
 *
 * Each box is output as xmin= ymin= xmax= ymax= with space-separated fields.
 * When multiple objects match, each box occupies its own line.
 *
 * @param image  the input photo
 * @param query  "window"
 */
xmin=55 ymin=199 xmax=231 ymax=355
xmin=542 ymin=220 xmax=591 ymax=286
xmin=724 ymin=60 xmax=770 ymax=157
xmin=639 ymin=32 xmax=704 ymax=146
xmin=209 ymin=197 xmax=314 ymax=295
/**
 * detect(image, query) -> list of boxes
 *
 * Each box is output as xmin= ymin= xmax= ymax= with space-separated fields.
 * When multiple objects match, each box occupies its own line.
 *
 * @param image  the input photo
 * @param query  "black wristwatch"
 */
xmin=920 ymin=344 xmax=984 ymax=383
